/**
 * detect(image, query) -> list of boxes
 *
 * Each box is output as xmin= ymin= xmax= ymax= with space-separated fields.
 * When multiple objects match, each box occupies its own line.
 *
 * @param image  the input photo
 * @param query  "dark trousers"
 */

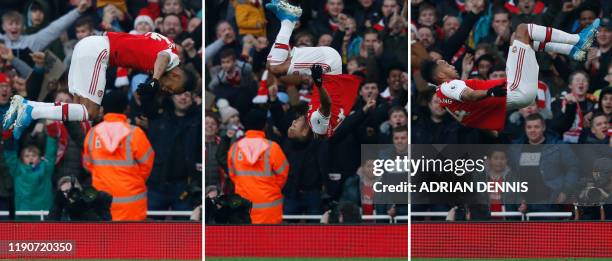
xmin=148 ymin=182 xmax=192 ymax=220
xmin=284 ymin=190 xmax=322 ymax=223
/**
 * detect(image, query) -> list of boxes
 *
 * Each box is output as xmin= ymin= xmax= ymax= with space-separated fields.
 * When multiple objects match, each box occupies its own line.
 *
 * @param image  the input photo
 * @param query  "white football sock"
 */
xmin=527 ymin=24 xmax=580 ymax=45
xmin=532 ymin=41 xmax=574 ymax=55
xmin=267 ymin=20 xmax=296 ymax=65
xmin=31 ymin=103 xmax=89 ymax=121
xmin=27 ymin=100 xmax=66 ymax=107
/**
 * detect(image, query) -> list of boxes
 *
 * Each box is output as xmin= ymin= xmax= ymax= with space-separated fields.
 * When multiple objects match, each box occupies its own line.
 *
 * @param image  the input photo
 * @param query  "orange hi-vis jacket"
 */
xmin=228 ymin=130 xmax=289 ymax=224
xmin=83 ymin=113 xmax=154 ymax=221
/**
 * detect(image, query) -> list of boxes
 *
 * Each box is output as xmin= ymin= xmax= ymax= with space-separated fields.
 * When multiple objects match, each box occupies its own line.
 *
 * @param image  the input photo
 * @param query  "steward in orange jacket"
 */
xmin=228 ymin=110 xmax=289 ymax=224
xmin=83 ymin=92 xmax=154 ymax=221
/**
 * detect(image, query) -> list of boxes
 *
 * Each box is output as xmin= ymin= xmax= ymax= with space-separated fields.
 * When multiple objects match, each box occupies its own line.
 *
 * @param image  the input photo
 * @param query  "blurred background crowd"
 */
xmin=411 ymin=0 xmax=611 ymax=220
xmin=0 ymin=0 xmax=202 ymax=221
xmin=204 ymin=0 xmax=409 ymax=223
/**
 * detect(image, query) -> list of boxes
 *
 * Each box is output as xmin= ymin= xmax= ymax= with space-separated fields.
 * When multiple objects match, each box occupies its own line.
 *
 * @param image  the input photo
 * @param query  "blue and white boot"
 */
xmin=570 ymin=18 xmax=600 ymax=61
xmin=12 ymin=103 xmax=33 ymax=139
xmin=265 ymin=0 xmax=302 ymax=22
xmin=3 ymin=95 xmax=25 ymax=130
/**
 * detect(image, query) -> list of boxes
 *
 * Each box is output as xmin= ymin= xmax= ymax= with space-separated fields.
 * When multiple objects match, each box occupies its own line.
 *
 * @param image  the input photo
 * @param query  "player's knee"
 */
xmin=516 ymin=24 xmax=529 ymax=37
xmin=268 ymin=64 xmax=287 ymax=76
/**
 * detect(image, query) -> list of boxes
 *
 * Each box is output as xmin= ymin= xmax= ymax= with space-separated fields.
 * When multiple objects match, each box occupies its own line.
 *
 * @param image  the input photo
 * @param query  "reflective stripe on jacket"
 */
xmin=228 ymin=130 xmax=289 ymax=224
xmin=83 ymin=113 xmax=154 ymax=221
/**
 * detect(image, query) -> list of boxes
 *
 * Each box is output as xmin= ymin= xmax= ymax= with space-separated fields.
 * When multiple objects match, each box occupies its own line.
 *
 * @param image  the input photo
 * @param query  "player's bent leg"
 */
xmin=522 ymin=19 xmax=600 ymax=61
xmin=514 ymin=24 xmax=532 ymax=46
xmin=6 ymin=96 xmax=90 ymax=139
xmin=265 ymin=1 xmax=302 ymax=72
xmin=506 ymin=38 xmax=539 ymax=111
xmin=73 ymin=95 xmax=99 ymax=121
xmin=287 ymin=47 xmax=342 ymax=76
xmin=267 ymin=58 xmax=291 ymax=77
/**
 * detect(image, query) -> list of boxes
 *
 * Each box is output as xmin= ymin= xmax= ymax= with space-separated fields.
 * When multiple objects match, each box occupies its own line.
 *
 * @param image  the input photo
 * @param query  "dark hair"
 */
xmin=30 ymin=2 xmax=44 ymax=12
xmin=493 ymin=7 xmax=511 ymax=17
xmin=591 ymin=111 xmax=608 ymax=121
xmin=205 ymin=110 xmax=221 ymax=125
xmin=424 ymin=88 xmax=437 ymax=103
xmin=476 ymin=54 xmax=495 ymax=65
xmin=568 ymin=70 xmax=589 ymax=85
xmin=220 ymin=49 xmax=235 ymax=60
xmin=2 ymin=11 xmax=23 ymax=24
xmin=524 ymin=113 xmax=545 ymax=124
xmin=182 ymin=67 xmax=197 ymax=92
xmin=359 ymin=79 xmax=378 ymax=91
xmin=598 ymin=87 xmax=612 ymax=111
xmin=348 ymin=56 xmax=366 ymax=67
xmin=420 ymin=59 xmax=438 ymax=84
xmin=388 ymin=63 xmax=406 ymax=75
xmin=491 ymin=63 xmax=506 ymax=72
xmin=362 ymin=28 xmax=380 ymax=39
xmin=75 ymin=16 xmax=95 ymax=30
xmin=162 ymin=0 xmax=184 ymax=8
xmin=388 ymin=106 xmax=407 ymax=118
xmin=294 ymin=30 xmax=314 ymax=44
xmin=392 ymin=125 xmax=408 ymax=136
xmin=243 ymin=109 xmax=267 ymax=130
xmin=487 ymin=146 xmax=508 ymax=157
xmin=101 ymin=90 xmax=128 ymax=114
xmin=215 ymin=20 xmax=230 ymax=33
xmin=418 ymin=3 xmax=436 ymax=15
xmin=163 ymin=13 xmax=182 ymax=26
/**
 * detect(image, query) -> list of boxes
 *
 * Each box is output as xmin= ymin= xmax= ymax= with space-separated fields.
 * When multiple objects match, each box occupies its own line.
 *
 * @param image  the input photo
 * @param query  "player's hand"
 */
xmin=310 ymin=64 xmax=323 ymax=88
xmin=76 ymin=0 xmax=91 ymax=13
xmin=486 ymin=84 xmax=507 ymax=97
xmin=137 ymin=78 xmax=160 ymax=96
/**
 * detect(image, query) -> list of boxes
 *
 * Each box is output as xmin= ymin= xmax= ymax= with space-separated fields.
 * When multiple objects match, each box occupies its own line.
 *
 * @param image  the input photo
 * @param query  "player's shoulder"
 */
xmin=441 ymin=79 xmax=467 ymax=89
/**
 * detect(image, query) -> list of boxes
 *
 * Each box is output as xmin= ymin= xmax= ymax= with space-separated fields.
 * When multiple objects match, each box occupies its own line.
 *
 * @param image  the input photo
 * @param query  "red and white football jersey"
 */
xmin=436 ymin=78 xmax=507 ymax=131
xmin=308 ymin=74 xmax=362 ymax=137
xmin=107 ymin=32 xmax=180 ymax=72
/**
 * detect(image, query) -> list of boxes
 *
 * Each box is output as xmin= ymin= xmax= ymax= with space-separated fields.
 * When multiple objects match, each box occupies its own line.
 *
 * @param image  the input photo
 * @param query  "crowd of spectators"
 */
xmin=0 ymin=0 xmax=202 ymax=221
xmin=411 ymin=0 xmax=611 ymax=220
xmin=205 ymin=0 xmax=409 ymax=223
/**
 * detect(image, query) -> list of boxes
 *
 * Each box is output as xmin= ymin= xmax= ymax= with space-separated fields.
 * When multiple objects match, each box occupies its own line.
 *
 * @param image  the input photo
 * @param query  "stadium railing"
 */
xmin=0 ymin=210 xmax=194 ymax=220
xmin=411 ymin=211 xmax=573 ymax=220
xmin=283 ymin=214 xmax=407 ymax=223
xmin=282 ymin=212 xmax=572 ymax=222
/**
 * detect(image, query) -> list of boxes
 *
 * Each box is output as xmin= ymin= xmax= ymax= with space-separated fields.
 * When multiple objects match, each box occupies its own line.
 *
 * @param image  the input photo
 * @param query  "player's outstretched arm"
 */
xmin=311 ymin=65 xmax=331 ymax=117
xmin=461 ymin=84 xmax=506 ymax=102
xmin=460 ymin=88 xmax=488 ymax=102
